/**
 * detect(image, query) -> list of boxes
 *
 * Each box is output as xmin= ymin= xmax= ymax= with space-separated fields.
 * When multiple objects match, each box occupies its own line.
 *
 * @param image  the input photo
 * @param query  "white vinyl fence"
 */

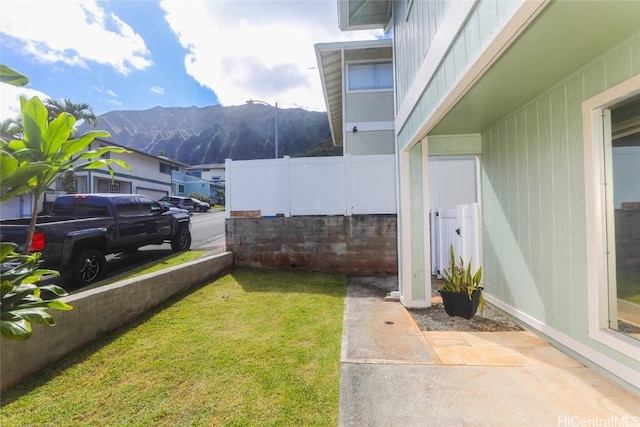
xmin=430 ymin=203 xmax=480 ymax=278
xmin=225 ymin=154 xmax=396 ymax=217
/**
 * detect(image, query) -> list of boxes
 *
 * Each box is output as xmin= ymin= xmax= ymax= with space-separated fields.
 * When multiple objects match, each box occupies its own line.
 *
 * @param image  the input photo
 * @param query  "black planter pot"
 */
xmin=439 ymin=289 xmax=482 ymax=319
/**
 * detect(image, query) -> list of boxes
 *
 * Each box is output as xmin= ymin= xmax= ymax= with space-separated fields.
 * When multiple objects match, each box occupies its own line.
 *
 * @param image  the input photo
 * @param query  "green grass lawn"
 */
xmin=617 ymin=272 xmax=640 ymax=305
xmin=1 ymin=268 xmax=346 ymax=426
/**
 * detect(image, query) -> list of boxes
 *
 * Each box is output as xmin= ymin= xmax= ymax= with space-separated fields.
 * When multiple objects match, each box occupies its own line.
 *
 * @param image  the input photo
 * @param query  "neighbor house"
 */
xmin=0 ymin=139 xmax=215 ymax=218
xmin=336 ymin=0 xmax=640 ymax=391
xmin=315 ymin=39 xmax=395 ymax=156
xmin=186 ymin=163 xmax=225 ymax=199
xmin=66 ymin=138 xmax=177 ymax=200
xmin=187 ymin=163 xmax=226 ymax=185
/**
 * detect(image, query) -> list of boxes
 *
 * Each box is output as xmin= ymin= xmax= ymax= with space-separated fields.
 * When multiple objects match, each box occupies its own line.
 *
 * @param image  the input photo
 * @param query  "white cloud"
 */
xmin=159 ymin=0 xmax=383 ymax=111
xmin=150 ymin=86 xmax=165 ymax=95
xmin=0 ymin=0 xmax=152 ymax=75
xmin=0 ymin=84 xmax=50 ymax=120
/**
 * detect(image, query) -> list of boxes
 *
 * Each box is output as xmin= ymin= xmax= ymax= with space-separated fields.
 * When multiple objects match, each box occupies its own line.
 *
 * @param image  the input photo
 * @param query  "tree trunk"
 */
xmin=25 ymin=195 xmax=41 ymax=254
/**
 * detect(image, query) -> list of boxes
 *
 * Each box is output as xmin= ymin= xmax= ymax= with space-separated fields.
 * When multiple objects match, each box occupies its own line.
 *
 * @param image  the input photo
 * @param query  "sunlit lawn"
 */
xmin=618 ymin=272 xmax=640 ymax=305
xmin=1 ymin=268 xmax=346 ymax=426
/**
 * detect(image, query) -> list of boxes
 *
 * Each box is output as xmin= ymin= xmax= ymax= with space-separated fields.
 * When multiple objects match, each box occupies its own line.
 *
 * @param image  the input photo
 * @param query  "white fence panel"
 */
xmin=225 ymin=158 xmax=289 ymax=216
xmin=225 ymin=154 xmax=396 ymax=218
xmin=351 ymin=155 xmax=397 ymax=214
xmin=436 ymin=207 xmax=461 ymax=279
xmin=290 ymin=157 xmax=346 ymax=216
xmin=431 ymin=203 xmax=480 ymax=279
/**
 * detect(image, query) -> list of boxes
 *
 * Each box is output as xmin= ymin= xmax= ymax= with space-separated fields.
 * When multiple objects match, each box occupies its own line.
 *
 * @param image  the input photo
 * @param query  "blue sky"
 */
xmin=0 ymin=0 xmax=383 ymax=120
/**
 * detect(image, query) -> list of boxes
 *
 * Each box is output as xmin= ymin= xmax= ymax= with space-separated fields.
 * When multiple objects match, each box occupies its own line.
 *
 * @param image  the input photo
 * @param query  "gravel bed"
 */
xmin=408 ymin=302 xmax=524 ymax=332
xmin=408 ymin=278 xmax=524 ymax=332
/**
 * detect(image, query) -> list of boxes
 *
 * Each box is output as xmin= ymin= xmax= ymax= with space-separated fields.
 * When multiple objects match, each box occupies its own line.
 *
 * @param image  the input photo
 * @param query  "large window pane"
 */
xmin=348 ymin=62 xmax=393 ymax=91
xmin=608 ymin=95 xmax=640 ymax=339
xmin=349 ymin=64 xmax=375 ymax=90
xmin=375 ymin=62 xmax=393 ymax=89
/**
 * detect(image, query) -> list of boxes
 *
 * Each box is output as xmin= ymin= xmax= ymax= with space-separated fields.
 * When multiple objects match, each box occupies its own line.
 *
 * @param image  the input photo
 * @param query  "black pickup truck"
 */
xmin=0 ymin=193 xmax=191 ymax=286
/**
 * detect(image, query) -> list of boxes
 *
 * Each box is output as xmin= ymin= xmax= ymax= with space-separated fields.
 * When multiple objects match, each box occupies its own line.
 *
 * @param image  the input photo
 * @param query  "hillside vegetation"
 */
xmin=79 ymin=104 xmax=333 ymax=165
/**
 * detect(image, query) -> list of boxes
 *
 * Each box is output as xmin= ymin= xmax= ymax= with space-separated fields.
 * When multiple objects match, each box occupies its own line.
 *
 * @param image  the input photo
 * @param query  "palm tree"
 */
xmin=44 ymin=98 xmax=98 ymax=127
xmin=0 ymin=117 xmax=22 ymax=140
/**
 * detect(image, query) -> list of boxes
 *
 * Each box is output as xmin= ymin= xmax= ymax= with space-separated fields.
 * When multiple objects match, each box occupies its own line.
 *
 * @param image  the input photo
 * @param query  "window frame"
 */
xmin=346 ymin=60 xmax=394 ymax=93
xmin=582 ymin=74 xmax=640 ymax=359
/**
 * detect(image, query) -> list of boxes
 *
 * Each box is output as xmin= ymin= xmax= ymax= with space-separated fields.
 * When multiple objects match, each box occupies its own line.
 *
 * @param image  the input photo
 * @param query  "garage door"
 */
xmin=136 ymin=187 xmax=168 ymax=200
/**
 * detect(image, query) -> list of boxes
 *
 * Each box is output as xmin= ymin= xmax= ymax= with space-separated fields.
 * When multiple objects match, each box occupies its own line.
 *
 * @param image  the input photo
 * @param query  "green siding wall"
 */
xmin=482 ymin=35 xmax=640 ymax=365
xmin=396 ymin=0 xmax=521 ymax=151
xmin=393 ymin=0 xmax=450 ymax=105
xmin=409 ymin=143 xmax=427 ymax=301
xmin=428 ymin=134 xmax=481 ymax=155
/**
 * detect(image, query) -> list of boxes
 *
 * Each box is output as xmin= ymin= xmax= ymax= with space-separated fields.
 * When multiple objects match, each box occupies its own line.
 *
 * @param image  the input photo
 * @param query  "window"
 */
xmin=348 ymin=62 xmax=393 ymax=91
xmin=97 ymin=179 xmax=121 ymax=193
xmin=139 ymin=196 xmax=163 ymax=214
xmin=159 ymin=163 xmax=172 ymax=175
xmin=178 ymin=184 xmax=185 ymax=193
xmin=584 ymin=75 xmax=640 ymax=359
xmin=113 ymin=197 xmax=140 ymax=216
xmin=51 ymin=196 xmax=109 ymax=217
xmin=602 ymin=97 xmax=640 ymax=339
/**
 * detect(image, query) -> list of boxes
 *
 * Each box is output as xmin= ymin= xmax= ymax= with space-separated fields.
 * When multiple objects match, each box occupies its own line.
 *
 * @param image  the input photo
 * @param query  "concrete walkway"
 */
xmin=338 ymin=277 xmax=640 ymax=427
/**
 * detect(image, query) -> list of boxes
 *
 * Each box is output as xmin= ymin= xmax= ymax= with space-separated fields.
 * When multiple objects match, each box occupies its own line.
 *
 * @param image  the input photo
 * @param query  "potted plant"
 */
xmin=438 ymin=245 xmax=484 ymax=319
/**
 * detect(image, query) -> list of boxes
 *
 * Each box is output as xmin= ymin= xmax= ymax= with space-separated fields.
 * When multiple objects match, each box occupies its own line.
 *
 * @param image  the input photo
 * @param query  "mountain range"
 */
xmin=79 ymin=104 xmax=335 ymax=165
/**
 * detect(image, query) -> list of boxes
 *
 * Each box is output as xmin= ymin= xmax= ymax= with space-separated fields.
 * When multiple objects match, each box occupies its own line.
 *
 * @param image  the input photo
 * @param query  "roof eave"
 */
xmin=338 ymin=0 xmax=391 ymax=31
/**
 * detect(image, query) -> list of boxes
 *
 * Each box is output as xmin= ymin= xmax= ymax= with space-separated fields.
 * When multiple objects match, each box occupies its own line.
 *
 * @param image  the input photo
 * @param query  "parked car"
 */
xmin=191 ymin=197 xmax=211 ymax=212
xmin=0 ymin=193 xmax=191 ymax=286
xmin=159 ymin=201 xmax=191 ymax=216
xmin=159 ymin=196 xmax=196 ymax=212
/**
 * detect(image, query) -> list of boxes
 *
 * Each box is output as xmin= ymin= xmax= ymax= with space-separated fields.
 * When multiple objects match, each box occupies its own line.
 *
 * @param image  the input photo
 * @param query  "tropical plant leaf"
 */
xmin=0 ymin=281 xmax=13 ymax=298
xmin=20 ymin=96 xmax=47 ymax=152
xmin=81 ymin=146 xmax=131 ymax=158
xmin=42 ymin=112 xmax=75 ymax=156
xmin=1 ymin=317 xmax=32 ymax=340
xmin=0 ymin=242 xmax=18 ymax=258
xmin=439 ymin=244 xmax=483 ymax=294
xmin=37 ymin=284 xmax=68 ymax=296
xmin=0 ymin=65 xmax=29 ymax=87
xmin=59 ymin=130 xmax=110 ymax=158
xmin=15 ymin=299 xmax=73 ymax=311
xmin=10 ymin=308 xmax=56 ymax=325
xmin=0 ymin=150 xmax=18 ymax=178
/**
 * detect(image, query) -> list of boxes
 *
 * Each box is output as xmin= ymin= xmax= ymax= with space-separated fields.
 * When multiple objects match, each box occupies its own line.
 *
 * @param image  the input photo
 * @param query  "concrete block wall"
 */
xmin=225 ymin=215 xmax=397 ymax=274
xmin=1 ymin=252 xmax=233 ymax=390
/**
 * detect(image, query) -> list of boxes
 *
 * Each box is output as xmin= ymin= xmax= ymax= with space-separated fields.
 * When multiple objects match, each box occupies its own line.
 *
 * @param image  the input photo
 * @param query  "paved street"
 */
xmin=47 ymin=209 xmax=227 ymax=291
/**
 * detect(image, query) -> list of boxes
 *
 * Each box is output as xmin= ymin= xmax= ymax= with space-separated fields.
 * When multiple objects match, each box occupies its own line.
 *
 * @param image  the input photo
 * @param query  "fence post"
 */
xmin=225 ymin=158 xmax=232 ymax=219
xmin=284 ymin=156 xmax=291 ymax=217
xmin=344 ymin=153 xmax=352 ymax=216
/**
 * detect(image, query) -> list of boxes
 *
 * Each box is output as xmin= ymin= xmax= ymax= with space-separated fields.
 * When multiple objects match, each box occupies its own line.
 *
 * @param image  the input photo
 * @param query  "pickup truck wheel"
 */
xmin=73 ymin=249 xmax=106 ymax=285
xmin=171 ymin=229 xmax=192 ymax=252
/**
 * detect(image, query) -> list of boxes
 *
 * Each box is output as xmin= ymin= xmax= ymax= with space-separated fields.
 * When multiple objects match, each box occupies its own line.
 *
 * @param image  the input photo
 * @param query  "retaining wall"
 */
xmin=1 ymin=252 xmax=233 ymax=390
xmin=225 ymin=215 xmax=398 ymax=274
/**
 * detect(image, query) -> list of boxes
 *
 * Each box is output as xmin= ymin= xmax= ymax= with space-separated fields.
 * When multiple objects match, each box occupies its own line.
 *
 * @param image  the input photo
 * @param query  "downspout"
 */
xmin=341 ymin=45 xmax=347 ymax=156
